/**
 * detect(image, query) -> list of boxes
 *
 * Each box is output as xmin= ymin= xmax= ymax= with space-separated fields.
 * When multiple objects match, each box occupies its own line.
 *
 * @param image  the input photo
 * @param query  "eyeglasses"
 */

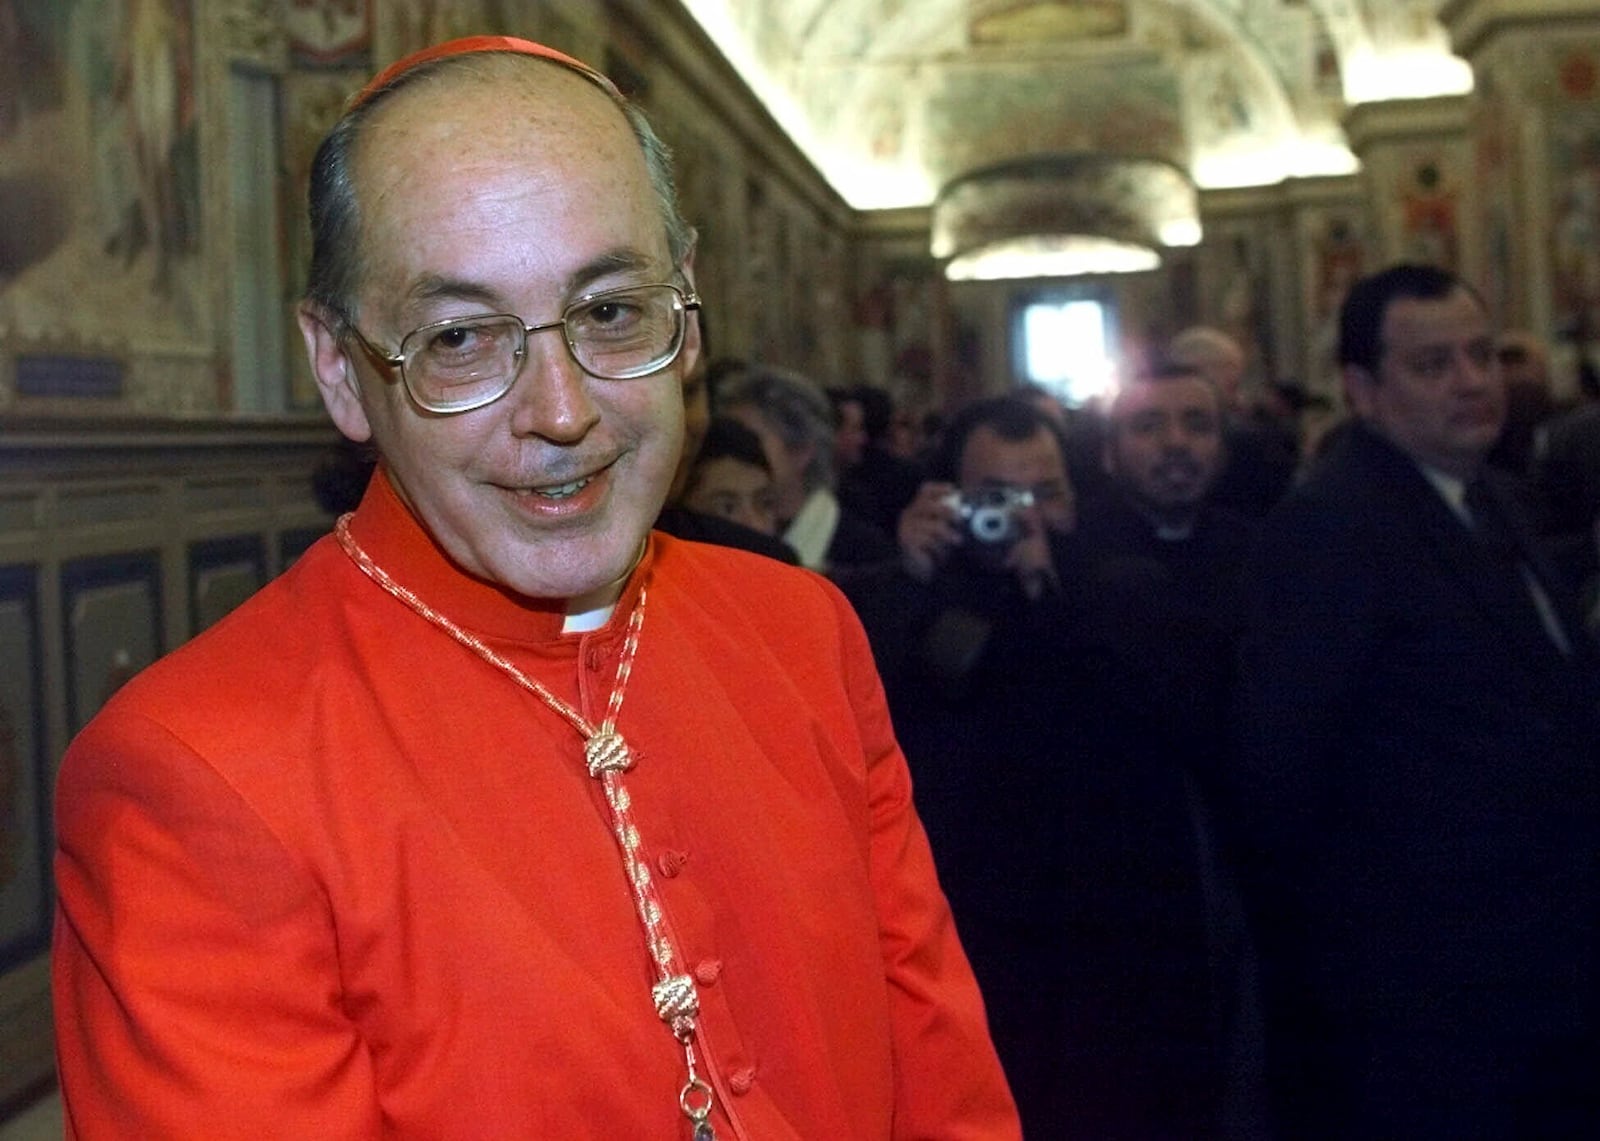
xmin=344 ymin=283 xmax=701 ymax=414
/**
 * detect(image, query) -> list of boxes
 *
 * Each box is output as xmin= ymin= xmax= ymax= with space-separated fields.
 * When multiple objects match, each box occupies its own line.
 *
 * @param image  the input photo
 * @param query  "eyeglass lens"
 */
xmin=401 ymin=285 xmax=687 ymax=412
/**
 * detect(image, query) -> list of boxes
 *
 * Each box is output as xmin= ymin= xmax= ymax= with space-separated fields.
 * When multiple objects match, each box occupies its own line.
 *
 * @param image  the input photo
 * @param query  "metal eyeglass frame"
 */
xmin=342 ymin=281 xmax=701 ymax=415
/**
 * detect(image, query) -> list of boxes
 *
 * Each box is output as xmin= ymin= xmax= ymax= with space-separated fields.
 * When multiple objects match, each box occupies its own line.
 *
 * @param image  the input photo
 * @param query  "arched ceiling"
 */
xmin=680 ymin=0 xmax=1473 ymax=211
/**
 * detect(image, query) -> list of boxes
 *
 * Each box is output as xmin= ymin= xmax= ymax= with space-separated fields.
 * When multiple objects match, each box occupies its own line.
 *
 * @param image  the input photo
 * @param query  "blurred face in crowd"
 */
xmin=1494 ymin=331 xmax=1549 ymax=394
xmin=669 ymin=361 xmax=712 ymax=503
xmin=1344 ymin=286 xmax=1502 ymax=480
xmin=301 ymin=62 xmax=696 ymax=605
xmin=834 ymin=398 xmax=868 ymax=471
xmin=725 ymin=404 xmax=810 ymax=526
xmin=1106 ymin=375 xmax=1225 ymax=519
xmin=887 ymin=409 xmax=922 ymax=460
xmin=683 ymin=456 xmax=779 ymax=535
xmin=1171 ymin=328 xmax=1246 ymax=411
xmin=958 ymin=424 xmax=1076 ymax=536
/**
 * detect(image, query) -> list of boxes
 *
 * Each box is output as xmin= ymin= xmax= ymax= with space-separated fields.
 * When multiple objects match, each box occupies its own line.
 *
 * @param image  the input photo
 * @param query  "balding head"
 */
xmin=1167 ymin=326 xmax=1246 ymax=408
xmin=304 ymin=43 xmax=694 ymax=330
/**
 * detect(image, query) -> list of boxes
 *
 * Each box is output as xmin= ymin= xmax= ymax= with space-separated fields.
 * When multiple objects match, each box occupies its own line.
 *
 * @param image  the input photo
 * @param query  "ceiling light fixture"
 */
xmin=932 ymin=155 xmax=1197 ymax=280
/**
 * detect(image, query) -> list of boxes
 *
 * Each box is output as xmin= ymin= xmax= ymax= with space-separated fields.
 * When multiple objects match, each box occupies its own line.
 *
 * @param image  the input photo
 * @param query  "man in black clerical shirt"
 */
xmin=1080 ymin=363 xmax=1255 ymax=640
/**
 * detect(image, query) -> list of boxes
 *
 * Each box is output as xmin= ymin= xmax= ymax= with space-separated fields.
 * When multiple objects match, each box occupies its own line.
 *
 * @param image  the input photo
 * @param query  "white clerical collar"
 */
xmin=1416 ymin=462 xmax=1471 ymax=525
xmin=561 ymin=604 xmax=616 ymax=634
xmin=784 ymin=488 xmax=841 ymax=571
xmin=559 ymin=537 xmax=647 ymax=633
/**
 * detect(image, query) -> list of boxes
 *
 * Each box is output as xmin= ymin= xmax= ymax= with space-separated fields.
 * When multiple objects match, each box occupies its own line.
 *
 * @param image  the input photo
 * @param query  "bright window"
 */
xmin=1018 ymin=296 xmax=1116 ymax=407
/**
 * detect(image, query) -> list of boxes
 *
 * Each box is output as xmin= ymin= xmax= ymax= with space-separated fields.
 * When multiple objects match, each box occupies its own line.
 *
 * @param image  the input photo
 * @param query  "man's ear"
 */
xmin=298 ymin=303 xmax=373 ymax=443
xmin=1342 ymin=364 xmax=1377 ymax=420
xmin=678 ymin=248 xmax=703 ymax=379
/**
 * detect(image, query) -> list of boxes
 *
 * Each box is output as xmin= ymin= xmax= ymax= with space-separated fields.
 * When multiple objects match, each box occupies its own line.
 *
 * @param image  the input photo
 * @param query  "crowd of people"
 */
xmin=49 ymin=31 xmax=1600 ymax=1141
xmin=660 ymin=268 xmax=1600 ymax=1139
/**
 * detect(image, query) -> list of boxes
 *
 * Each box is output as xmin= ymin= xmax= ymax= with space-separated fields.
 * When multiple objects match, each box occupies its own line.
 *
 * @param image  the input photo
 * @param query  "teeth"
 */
xmin=531 ymin=477 xmax=590 ymax=499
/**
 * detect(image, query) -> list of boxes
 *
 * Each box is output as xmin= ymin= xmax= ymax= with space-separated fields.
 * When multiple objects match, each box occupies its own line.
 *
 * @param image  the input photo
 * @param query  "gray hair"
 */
xmin=303 ymin=51 xmax=696 ymax=329
xmin=718 ymin=365 xmax=837 ymax=493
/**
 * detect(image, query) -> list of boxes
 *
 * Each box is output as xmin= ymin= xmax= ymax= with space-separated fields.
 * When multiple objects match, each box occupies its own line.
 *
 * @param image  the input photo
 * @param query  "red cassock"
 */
xmin=53 ymin=469 xmax=1020 ymax=1140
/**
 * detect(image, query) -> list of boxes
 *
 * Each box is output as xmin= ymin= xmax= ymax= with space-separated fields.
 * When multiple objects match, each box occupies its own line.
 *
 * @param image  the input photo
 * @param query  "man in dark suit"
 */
xmin=1229 ymin=264 xmax=1600 ymax=1139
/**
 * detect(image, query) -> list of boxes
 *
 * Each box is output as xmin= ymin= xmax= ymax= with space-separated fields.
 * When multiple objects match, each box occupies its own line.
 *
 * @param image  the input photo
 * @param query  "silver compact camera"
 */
xmin=942 ymin=487 xmax=1035 ymax=547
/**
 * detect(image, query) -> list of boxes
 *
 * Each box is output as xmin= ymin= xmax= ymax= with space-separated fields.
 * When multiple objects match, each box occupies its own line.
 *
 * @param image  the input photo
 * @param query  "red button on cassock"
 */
xmin=694 ymin=959 xmax=722 ymax=985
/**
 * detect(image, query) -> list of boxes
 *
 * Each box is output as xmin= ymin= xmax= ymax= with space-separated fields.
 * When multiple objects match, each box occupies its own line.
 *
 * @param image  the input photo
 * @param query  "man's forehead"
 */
xmin=349 ymin=71 xmax=663 ymax=304
xmin=961 ymin=424 xmax=1064 ymax=480
xmin=1379 ymin=288 xmax=1488 ymax=354
xmin=1117 ymin=378 xmax=1218 ymax=417
xmin=362 ymin=59 xmax=618 ymax=150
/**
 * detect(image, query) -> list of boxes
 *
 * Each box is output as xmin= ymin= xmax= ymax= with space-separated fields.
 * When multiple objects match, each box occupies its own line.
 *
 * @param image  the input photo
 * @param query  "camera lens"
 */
xmin=969 ymin=507 xmax=1012 ymax=544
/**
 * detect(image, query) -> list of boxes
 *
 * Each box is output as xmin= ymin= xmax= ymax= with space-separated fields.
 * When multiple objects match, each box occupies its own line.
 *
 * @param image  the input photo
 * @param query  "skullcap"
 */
xmin=352 ymin=35 xmax=622 ymax=111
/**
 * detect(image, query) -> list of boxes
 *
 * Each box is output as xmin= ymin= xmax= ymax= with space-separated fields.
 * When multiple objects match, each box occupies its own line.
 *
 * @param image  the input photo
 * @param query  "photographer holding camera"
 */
xmin=895 ymin=417 xmax=1074 ymax=601
xmin=840 ymin=395 xmax=1235 ymax=1138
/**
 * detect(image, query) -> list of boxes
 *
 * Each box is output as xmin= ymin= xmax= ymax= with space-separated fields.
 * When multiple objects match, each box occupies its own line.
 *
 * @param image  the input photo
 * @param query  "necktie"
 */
xmin=1464 ymin=478 xmax=1572 ymax=655
xmin=1464 ymin=479 xmax=1522 ymax=563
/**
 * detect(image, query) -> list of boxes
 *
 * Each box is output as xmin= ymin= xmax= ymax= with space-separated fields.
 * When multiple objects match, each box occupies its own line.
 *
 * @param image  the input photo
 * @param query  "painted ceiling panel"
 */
xmin=681 ymin=0 xmax=1470 ymax=218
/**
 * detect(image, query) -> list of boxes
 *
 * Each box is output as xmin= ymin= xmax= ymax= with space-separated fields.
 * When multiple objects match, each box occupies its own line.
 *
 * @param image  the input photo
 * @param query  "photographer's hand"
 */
xmin=898 ymin=481 xmax=963 ymax=582
xmin=1004 ymin=509 xmax=1058 ymax=600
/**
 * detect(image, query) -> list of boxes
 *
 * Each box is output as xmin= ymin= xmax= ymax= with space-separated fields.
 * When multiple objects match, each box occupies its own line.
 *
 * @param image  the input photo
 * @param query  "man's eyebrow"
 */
xmin=563 ymin=249 xmax=664 ymax=297
xmin=397 ymin=250 xmax=667 ymax=317
xmin=403 ymin=275 xmax=503 ymax=311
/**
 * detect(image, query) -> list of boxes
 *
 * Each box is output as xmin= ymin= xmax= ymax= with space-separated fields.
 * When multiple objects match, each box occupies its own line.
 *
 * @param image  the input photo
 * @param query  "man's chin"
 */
xmin=477 ymin=535 xmax=645 ymax=604
xmin=1146 ymin=484 xmax=1205 ymax=509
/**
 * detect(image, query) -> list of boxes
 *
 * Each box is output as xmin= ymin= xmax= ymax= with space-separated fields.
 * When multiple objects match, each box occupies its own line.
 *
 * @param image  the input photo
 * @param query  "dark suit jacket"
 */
xmin=841 ymin=538 xmax=1238 ymax=1139
xmin=1535 ymin=400 xmax=1600 ymax=535
xmin=1229 ymin=421 xmax=1600 ymax=1137
xmin=837 ymin=445 xmax=926 ymax=536
xmin=653 ymin=506 xmax=800 ymax=564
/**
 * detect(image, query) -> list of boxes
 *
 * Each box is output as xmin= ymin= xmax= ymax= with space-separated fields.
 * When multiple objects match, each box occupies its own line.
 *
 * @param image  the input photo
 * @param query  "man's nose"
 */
xmin=1454 ymin=348 xmax=1495 ymax=391
xmin=507 ymin=333 xmax=601 ymax=442
xmin=1158 ymin=423 xmax=1192 ymax=451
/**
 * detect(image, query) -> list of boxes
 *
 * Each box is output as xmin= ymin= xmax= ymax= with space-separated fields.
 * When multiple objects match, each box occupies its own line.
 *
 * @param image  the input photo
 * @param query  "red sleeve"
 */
xmin=827 ymin=584 xmax=1023 ymax=1140
xmin=52 ymin=710 xmax=383 ymax=1140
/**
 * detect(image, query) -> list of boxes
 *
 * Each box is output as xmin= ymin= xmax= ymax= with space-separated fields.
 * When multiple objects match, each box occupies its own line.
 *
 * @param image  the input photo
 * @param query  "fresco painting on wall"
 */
xmin=385 ymin=0 xmax=512 ymax=59
xmin=1206 ymin=224 xmax=1277 ymax=389
xmin=1397 ymin=155 xmax=1459 ymax=270
xmin=744 ymin=175 xmax=785 ymax=358
xmin=287 ymin=0 xmax=373 ymax=67
xmin=669 ymin=128 xmax=728 ymax=349
xmin=853 ymin=276 xmax=895 ymax=387
xmin=0 ymin=0 xmax=202 ymax=358
xmin=281 ymin=70 xmax=364 ymax=408
xmin=1550 ymin=116 xmax=1600 ymax=342
xmin=1473 ymin=72 xmax=1518 ymax=327
xmin=1303 ymin=208 xmax=1368 ymax=394
xmin=889 ymin=271 xmax=937 ymax=391
xmin=1549 ymin=47 xmax=1600 ymax=342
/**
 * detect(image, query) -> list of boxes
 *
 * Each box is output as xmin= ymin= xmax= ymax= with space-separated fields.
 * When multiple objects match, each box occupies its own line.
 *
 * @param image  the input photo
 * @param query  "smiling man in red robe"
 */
xmin=51 ymin=37 xmax=1018 ymax=1140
